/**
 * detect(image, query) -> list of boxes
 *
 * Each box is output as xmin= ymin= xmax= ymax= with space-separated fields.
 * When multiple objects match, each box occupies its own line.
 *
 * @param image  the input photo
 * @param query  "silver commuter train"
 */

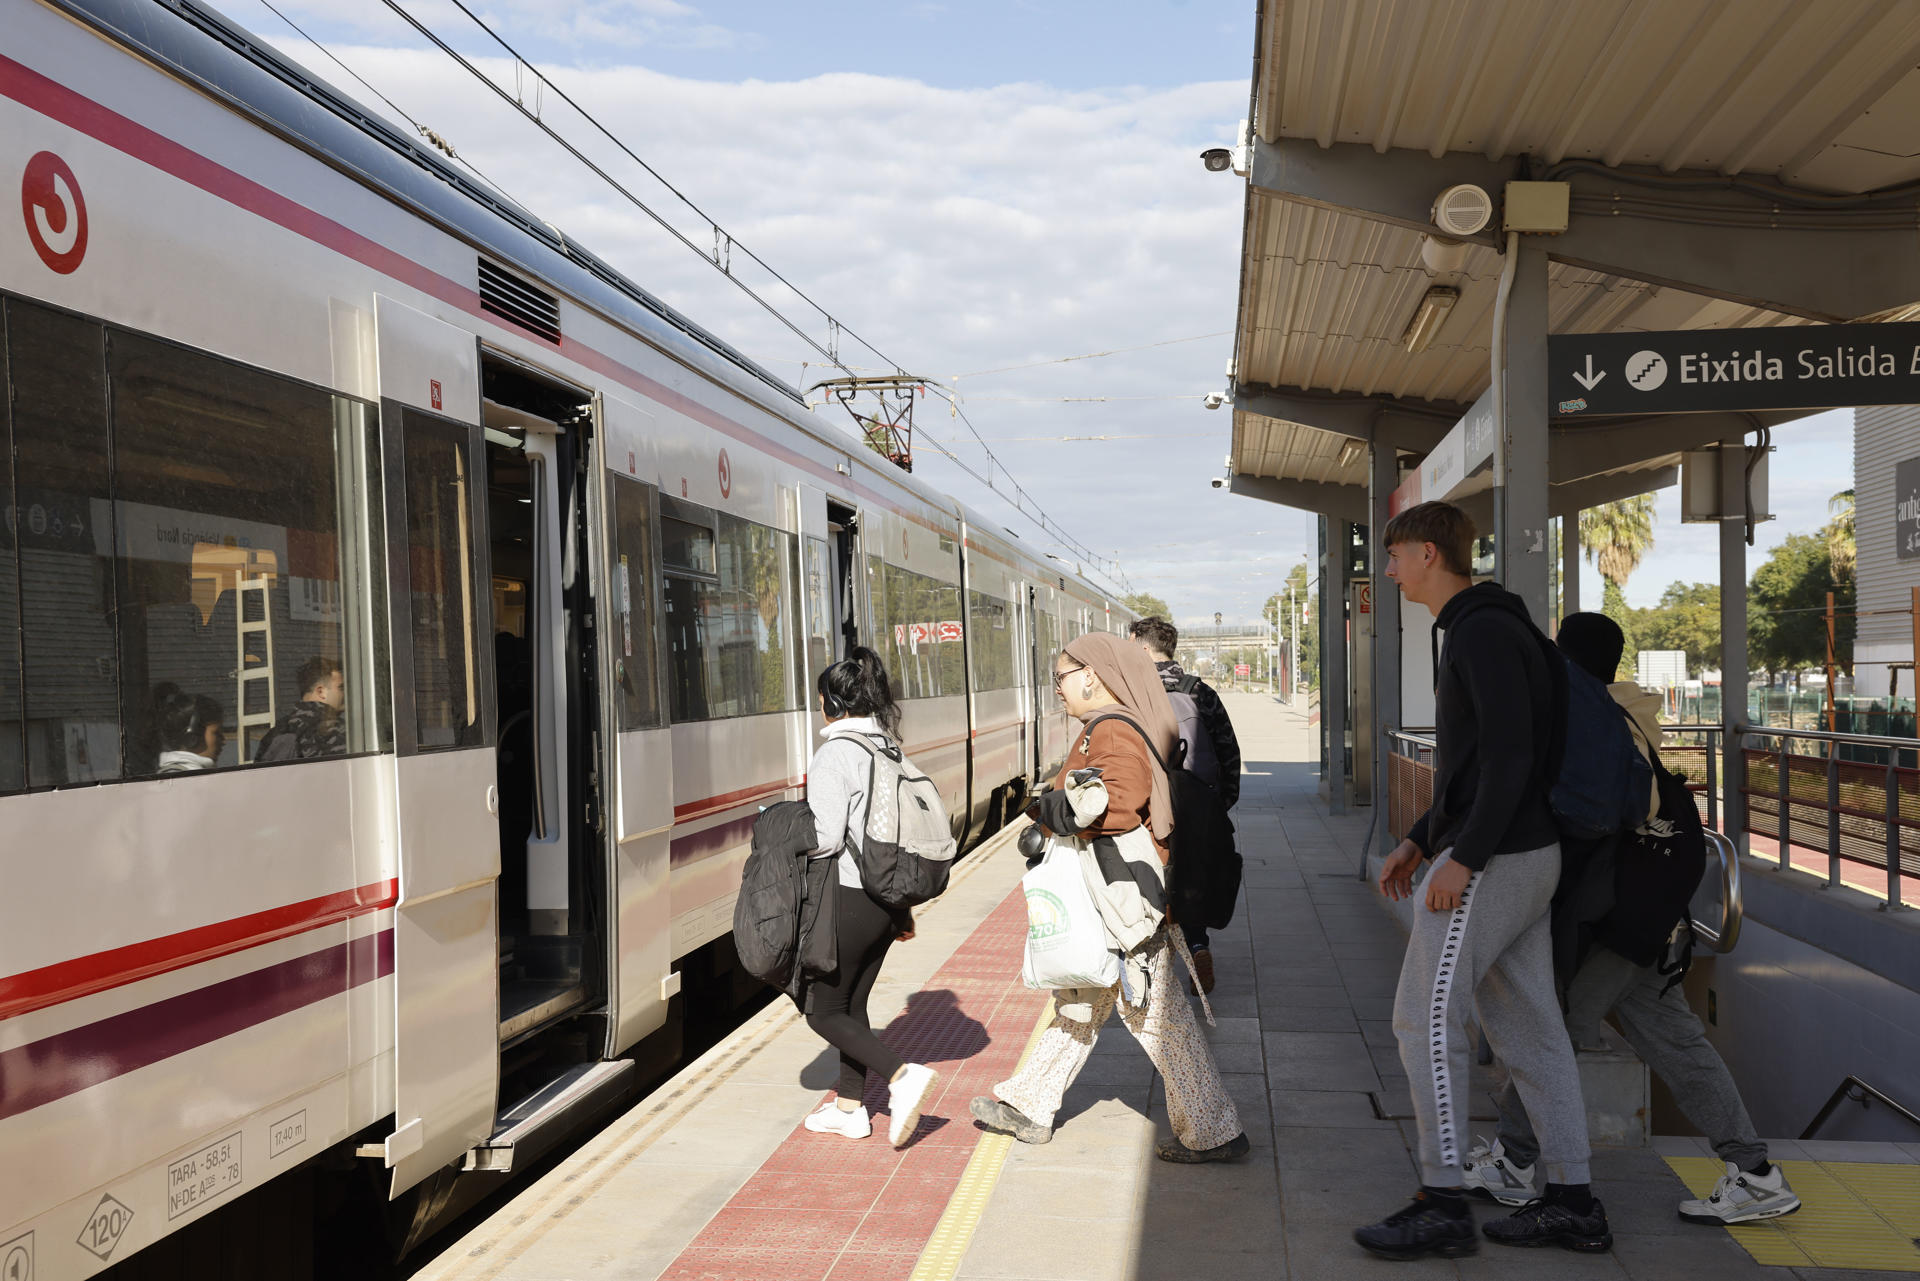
xmin=0 ymin=0 xmax=1132 ymax=1273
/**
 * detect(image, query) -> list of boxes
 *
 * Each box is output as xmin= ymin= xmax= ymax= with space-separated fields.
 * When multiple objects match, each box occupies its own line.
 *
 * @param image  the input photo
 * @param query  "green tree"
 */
xmin=1122 ymin=591 xmax=1171 ymax=622
xmin=1749 ymin=533 xmax=1855 ymax=682
xmin=1579 ymin=496 xmax=1657 ymax=681
xmin=1634 ymin=581 xmax=1721 ymax=677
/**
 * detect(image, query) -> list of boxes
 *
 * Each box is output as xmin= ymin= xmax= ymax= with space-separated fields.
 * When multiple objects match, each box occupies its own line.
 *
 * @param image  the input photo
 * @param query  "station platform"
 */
xmin=416 ymin=695 xmax=1920 ymax=1281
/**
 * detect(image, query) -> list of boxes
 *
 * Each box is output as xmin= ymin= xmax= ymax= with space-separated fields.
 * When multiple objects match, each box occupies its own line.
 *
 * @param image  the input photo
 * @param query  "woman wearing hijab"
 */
xmin=969 ymin=633 xmax=1249 ymax=1162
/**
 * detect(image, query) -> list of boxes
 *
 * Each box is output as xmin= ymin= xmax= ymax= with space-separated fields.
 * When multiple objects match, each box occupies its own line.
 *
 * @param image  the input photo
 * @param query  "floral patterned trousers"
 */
xmin=994 ymin=929 xmax=1242 ymax=1151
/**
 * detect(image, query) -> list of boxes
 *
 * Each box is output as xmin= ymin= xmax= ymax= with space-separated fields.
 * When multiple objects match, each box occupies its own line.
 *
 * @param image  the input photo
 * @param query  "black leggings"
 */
xmin=806 ymin=884 xmax=905 ymax=1100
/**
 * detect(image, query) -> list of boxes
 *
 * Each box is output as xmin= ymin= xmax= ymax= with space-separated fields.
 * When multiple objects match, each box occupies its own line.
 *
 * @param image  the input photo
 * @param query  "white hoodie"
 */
xmin=806 ymin=716 xmax=886 ymax=888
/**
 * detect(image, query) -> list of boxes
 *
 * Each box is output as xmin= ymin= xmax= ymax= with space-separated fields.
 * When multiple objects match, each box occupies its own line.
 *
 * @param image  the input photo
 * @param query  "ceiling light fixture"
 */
xmin=1401 ymin=285 xmax=1460 ymax=354
xmin=1336 ymin=440 xmax=1364 ymax=468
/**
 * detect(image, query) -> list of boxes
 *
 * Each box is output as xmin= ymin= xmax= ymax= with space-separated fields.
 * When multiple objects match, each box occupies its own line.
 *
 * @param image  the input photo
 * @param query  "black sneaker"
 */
xmin=1155 ymin=1131 xmax=1250 ymax=1164
xmin=1482 ymin=1197 xmax=1614 ymax=1252
xmin=1353 ymin=1192 xmax=1478 ymax=1261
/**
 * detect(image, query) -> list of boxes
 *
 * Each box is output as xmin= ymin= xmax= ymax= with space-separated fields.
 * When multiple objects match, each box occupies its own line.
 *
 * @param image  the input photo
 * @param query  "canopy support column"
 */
xmin=1370 ymin=442 xmax=1401 ymax=825
xmin=1321 ymin=516 xmax=1349 ymax=814
xmin=1494 ymin=240 xmax=1552 ymax=626
xmin=1719 ymin=443 xmax=1750 ymax=850
xmin=1561 ymin=510 xmax=1582 ymax=620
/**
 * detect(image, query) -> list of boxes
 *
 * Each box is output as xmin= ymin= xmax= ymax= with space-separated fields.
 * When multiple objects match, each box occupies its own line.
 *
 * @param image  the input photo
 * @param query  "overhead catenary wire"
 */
xmin=366 ymin=0 xmax=1124 ymax=589
xmin=952 ymin=332 xmax=1231 ymax=380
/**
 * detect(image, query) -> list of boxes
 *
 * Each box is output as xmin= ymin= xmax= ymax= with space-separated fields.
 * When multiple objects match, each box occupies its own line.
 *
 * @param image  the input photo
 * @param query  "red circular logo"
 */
xmin=717 ymin=448 xmax=732 ymax=498
xmin=22 ymin=151 xmax=88 ymax=275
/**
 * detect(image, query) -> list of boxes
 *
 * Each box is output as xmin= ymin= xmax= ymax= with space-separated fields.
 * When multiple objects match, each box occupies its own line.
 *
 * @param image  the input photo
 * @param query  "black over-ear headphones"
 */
xmin=820 ymin=660 xmax=850 ymax=718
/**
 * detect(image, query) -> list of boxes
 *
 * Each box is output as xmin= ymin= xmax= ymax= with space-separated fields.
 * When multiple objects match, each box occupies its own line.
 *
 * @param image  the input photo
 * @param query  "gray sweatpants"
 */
xmin=1496 ymin=946 xmax=1767 ymax=1172
xmin=1393 ymin=846 xmax=1592 ymax=1187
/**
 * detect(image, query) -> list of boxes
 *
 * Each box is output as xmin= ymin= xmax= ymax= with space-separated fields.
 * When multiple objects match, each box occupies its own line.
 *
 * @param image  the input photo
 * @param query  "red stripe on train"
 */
xmin=0 ymin=879 xmax=398 ymax=1022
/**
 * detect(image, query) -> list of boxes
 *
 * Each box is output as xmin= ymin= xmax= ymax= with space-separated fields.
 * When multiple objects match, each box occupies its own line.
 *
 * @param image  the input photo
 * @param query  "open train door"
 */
xmin=599 ymin=397 xmax=675 ymax=1054
xmin=373 ymin=297 xmax=500 ymax=1194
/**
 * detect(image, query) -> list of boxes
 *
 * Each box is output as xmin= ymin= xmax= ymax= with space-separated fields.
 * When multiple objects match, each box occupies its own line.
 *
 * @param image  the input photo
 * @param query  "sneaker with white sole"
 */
xmin=804 ymin=1102 xmax=871 ymax=1139
xmin=1462 ymin=1138 xmax=1537 ymax=1207
xmin=887 ymin=1063 xmax=939 ymax=1148
xmin=1678 ymin=1161 xmax=1801 ymax=1225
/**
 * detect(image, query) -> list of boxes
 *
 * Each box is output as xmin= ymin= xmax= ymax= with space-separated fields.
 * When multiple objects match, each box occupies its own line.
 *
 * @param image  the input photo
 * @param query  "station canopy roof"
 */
xmin=1230 ymin=0 xmax=1920 ymax=512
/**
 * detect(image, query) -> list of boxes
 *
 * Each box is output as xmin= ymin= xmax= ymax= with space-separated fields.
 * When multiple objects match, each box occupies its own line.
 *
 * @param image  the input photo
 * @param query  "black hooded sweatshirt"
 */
xmin=1405 ymin=582 xmax=1563 ymax=870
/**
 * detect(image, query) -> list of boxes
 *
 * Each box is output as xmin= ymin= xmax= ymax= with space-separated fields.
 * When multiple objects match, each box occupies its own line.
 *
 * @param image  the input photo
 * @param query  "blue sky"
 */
xmin=222 ymin=0 xmax=1858 ymax=624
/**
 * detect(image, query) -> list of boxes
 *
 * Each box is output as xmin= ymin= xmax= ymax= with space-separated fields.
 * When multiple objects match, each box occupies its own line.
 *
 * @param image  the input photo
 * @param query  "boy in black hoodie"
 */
xmin=1352 ymin=501 xmax=1610 ymax=1260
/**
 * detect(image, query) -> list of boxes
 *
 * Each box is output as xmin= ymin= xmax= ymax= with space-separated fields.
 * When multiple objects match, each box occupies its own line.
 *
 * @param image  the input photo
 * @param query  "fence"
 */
xmin=1386 ymin=721 xmax=1919 ymax=908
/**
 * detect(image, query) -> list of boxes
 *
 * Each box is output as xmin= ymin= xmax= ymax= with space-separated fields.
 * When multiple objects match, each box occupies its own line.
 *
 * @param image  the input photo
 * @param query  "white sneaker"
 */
xmin=887 ymin=1063 xmax=940 ymax=1148
xmin=1461 ymin=1137 xmax=1538 ymax=1206
xmin=1679 ymin=1161 xmax=1801 ymax=1224
xmin=804 ymin=1101 xmax=871 ymax=1139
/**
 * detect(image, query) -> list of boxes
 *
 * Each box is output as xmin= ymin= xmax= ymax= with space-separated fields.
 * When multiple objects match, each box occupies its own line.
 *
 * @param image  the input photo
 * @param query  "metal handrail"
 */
xmin=1801 ymin=1075 xmax=1920 ymax=1140
xmin=1736 ymin=722 xmax=1920 ymax=750
xmin=1691 ymin=829 xmax=1742 ymax=954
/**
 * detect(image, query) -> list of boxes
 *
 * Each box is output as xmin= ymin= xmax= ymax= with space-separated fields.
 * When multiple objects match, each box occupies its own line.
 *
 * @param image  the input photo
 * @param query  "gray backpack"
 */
xmin=1165 ymin=674 xmax=1222 ymax=790
xmin=835 ymin=734 xmax=958 ymax=908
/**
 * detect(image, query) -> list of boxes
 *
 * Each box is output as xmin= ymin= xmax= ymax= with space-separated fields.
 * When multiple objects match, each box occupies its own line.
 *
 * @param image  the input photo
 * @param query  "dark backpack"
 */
xmin=1164 ymin=674 xmax=1222 ymax=791
xmin=1546 ymin=650 xmax=1655 ymax=841
xmin=1085 ymin=713 xmax=1241 ymax=931
xmin=1594 ymin=753 xmax=1708 ymax=978
xmin=733 ymin=801 xmax=836 ymax=995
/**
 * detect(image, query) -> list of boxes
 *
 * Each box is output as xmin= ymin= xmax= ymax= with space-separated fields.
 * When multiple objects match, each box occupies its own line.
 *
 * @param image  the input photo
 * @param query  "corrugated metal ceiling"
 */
xmin=1233 ymin=0 xmax=1916 ymax=488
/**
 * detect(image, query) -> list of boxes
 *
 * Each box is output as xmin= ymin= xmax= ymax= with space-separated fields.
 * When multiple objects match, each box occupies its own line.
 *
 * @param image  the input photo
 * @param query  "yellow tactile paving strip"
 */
xmin=1664 ymin=1156 xmax=1920 ymax=1271
xmin=909 ymin=1004 xmax=1055 ymax=1281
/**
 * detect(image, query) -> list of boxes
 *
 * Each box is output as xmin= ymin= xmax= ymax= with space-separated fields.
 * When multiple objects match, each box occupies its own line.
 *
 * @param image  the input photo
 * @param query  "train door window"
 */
xmin=661 ymin=497 xmax=718 ymax=722
xmin=609 ymin=476 xmax=664 ymax=730
xmin=802 ymin=535 xmax=833 ymax=699
xmin=401 ymin=411 xmax=484 ymax=749
xmin=968 ymin=589 xmax=1019 ymax=691
xmin=826 ymin=501 xmax=859 ymax=659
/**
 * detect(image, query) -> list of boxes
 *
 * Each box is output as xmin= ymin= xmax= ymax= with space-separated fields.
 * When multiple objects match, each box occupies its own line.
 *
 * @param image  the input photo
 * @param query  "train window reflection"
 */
xmin=869 ymin=556 xmax=965 ymax=700
xmin=402 ymin=413 xmax=483 ymax=750
xmin=968 ymin=589 xmax=1020 ymax=692
xmin=0 ymin=297 xmax=391 ymax=788
xmin=662 ymin=510 xmax=796 ymax=722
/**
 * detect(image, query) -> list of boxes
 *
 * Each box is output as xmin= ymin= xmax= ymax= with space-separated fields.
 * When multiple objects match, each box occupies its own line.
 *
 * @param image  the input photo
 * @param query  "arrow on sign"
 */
xmin=1571 ymin=354 xmax=1606 ymax=391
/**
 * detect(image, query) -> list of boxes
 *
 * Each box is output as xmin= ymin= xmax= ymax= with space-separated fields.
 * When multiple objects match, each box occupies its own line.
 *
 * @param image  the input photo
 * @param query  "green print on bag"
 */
xmin=1026 ymin=888 xmax=1072 ymax=949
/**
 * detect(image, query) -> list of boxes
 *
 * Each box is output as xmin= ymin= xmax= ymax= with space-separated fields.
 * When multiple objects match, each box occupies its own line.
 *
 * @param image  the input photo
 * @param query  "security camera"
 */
xmin=1203 ymin=391 xmax=1225 ymax=410
xmin=1200 ymin=147 xmax=1233 ymax=173
xmin=1210 ymin=476 xmax=1226 ymax=489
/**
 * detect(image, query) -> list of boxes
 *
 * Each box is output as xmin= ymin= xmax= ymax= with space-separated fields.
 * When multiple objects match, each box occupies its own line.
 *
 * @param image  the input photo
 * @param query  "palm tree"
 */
xmin=1579 ymin=496 xmax=1657 ymax=681
xmin=1826 ymin=488 xmax=1855 ymax=584
xmin=1579 ymin=495 xmax=1657 ymax=589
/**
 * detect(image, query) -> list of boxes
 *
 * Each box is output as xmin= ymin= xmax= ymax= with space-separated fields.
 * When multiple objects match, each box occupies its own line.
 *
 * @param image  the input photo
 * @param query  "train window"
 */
xmin=1035 ymin=607 xmax=1061 ymax=705
xmin=110 ymin=330 xmax=391 ymax=773
xmin=0 ymin=297 xmax=392 ymax=788
xmin=7 ymin=302 xmax=117 ymax=786
xmin=0 ymin=306 xmax=29 ymax=791
xmin=609 ymin=476 xmax=664 ymax=730
xmin=661 ymin=508 xmax=797 ymax=722
xmin=968 ymin=589 xmax=1020 ymax=692
xmin=401 ymin=413 xmax=483 ymax=750
xmin=869 ymin=557 xmax=964 ymax=700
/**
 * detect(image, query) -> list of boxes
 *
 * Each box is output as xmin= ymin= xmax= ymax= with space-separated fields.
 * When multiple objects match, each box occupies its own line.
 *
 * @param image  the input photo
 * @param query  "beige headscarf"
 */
xmin=1064 ymin=632 xmax=1178 ymax=843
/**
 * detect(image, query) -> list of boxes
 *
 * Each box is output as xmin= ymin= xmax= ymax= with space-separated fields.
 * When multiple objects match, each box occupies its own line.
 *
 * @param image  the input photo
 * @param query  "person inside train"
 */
xmin=257 ymin=655 xmax=347 ymax=761
xmin=1129 ymin=615 xmax=1241 ymax=995
xmin=970 ymin=632 xmax=1251 ymax=1163
xmin=1462 ymin=612 xmax=1800 ymax=1226
xmin=801 ymin=647 xmax=943 ymax=1148
xmin=148 ymin=684 xmax=227 ymax=773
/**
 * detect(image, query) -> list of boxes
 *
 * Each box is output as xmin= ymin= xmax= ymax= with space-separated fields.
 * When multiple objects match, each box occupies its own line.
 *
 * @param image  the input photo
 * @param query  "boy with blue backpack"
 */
xmin=1355 ymin=501 xmax=1609 ymax=1260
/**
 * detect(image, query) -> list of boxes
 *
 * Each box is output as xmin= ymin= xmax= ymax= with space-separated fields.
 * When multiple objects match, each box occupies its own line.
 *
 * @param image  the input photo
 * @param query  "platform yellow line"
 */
xmin=1663 ymin=1154 xmax=1920 ymax=1272
xmin=908 ymin=1000 xmax=1054 ymax=1281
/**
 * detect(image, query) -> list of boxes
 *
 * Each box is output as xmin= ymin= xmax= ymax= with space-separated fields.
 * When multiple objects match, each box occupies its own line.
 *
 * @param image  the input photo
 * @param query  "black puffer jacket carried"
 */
xmin=733 ymin=801 xmax=838 ymax=1004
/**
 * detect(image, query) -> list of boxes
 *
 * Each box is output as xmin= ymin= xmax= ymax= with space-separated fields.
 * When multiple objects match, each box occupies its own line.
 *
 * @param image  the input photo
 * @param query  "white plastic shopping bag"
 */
xmin=1020 ymin=842 xmax=1121 ymax=990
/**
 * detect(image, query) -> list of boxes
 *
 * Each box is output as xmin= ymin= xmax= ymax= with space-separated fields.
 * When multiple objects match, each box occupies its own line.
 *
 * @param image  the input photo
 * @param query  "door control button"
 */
xmin=486 ymin=785 xmax=500 ymax=815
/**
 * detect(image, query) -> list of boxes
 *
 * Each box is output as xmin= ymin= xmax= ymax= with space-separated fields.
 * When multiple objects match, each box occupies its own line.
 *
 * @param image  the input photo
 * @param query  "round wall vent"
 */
xmin=1432 ymin=184 xmax=1493 ymax=237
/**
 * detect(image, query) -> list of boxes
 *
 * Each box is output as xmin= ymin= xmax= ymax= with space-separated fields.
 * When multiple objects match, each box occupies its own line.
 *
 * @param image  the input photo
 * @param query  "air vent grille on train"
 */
xmin=479 ymin=259 xmax=561 ymax=343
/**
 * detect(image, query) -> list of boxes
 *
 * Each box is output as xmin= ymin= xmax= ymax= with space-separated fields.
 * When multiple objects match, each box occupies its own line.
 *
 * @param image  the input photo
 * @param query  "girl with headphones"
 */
xmin=801 ymin=647 xmax=940 ymax=1147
